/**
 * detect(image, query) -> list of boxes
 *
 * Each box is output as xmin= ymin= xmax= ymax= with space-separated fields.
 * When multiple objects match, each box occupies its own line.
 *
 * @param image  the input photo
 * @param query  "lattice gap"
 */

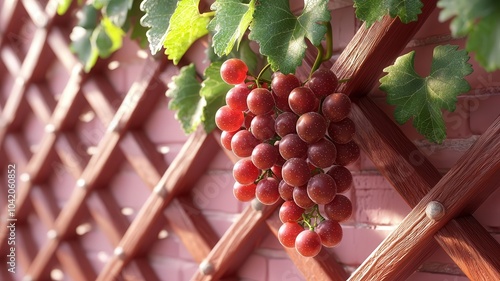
xmin=0 ymin=0 xmax=499 ymax=280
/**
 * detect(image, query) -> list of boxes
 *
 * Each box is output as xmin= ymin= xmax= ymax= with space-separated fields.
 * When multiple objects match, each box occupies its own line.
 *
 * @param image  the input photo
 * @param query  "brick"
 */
xmin=267 ymin=258 xmax=306 ymax=281
xmin=407 ymin=272 xmax=469 ymax=281
xmin=143 ymin=98 xmax=189 ymax=144
xmin=207 ymin=149 xmax=234 ymax=171
xmin=109 ymin=169 xmax=151 ymax=215
xmin=412 ymin=8 xmax=452 ymax=41
xmin=330 ymin=226 xmax=394 ymax=265
xmin=473 ymin=186 xmax=500 ymax=230
xmin=191 ymin=173 xmax=239 ymax=213
xmin=202 ymin=213 xmax=237 ymax=238
xmin=149 ymin=256 xmax=182 ymax=280
xmin=237 ymin=254 xmax=268 ymax=281
xmin=331 ymin=6 xmax=356 ymax=52
xmin=354 ymin=187 xmax=411 ymax=225
xmin=259 ymin=231 xmax=285 ymax=251
xmin=469 ymin=94 xmax=500 ymax=135
xmin=414 ymin=136 xmax=478 ymax=170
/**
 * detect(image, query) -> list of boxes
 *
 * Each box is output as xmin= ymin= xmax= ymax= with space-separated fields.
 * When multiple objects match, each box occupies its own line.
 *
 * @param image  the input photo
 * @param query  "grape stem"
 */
xmin=308 ymin=22 xmax=333 ymax=80
xmin=256 ymin=63 xmax=271 ymax=88
xmin=201 ymin=11 xmax=215 ymax=18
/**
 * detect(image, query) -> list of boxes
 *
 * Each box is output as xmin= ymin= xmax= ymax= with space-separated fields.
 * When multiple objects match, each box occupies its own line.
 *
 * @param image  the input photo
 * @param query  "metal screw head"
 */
xmin=47 ymin=229 xmax=58 ymax=240
xmin=76 ymin=179 xmax=87 ymax=189
xmin=426 ymin=201 xmax=445 ymax=221
xmin=45 ymin=123 xmax=56 ymax=134
xmin=114 ymin=247 xmax=125 ymax=259
xmin=199 ymin=260 xmax=214 ymax=275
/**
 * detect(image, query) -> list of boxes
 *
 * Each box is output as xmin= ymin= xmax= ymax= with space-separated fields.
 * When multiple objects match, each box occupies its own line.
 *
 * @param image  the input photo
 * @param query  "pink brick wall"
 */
xmin=1 ymin=1 xmax=498 ymax=280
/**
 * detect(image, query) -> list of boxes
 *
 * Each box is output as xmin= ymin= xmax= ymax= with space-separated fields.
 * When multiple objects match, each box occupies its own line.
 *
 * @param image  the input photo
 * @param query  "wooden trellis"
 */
xmin=0 ymin=0 xmax=499 ymax=280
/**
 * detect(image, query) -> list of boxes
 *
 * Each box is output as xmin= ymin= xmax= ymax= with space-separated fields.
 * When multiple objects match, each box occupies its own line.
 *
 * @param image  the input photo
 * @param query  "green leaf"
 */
xmin=70 ymin=28 xmax=99 ymax=72
xmin=249 ymin=0 xmax=330 ymax=74
xmin=164 ymin=0 xmax=211 ymax=64
xmin=57 ymin=0 xmax=73 ymax=15
xmin=200 ymin=62 xmax=232 ymax=133
xmin=353 ymin=0 xmax=423 ymax=27
xmin=78 ymin=4 xmax=99 ymax=29
xmin=139 ymin=0 xmax=178 ymax=55
xmin=166 ymin=64 xmax=204 ymax=134
xmin=94 ymin=17 xmax=124 ymax=58
xmin=438 ymin=0 xmax=500 ymax=71
xmin=105 ymin=0 xmax=134 ymax=27
xmin=129 ymin=0 xmax=149 ymax=48
xmin=379 ymin=45 xmax=472 ymax=143
xmin=209 ymin=0 xmax=256 ymax=56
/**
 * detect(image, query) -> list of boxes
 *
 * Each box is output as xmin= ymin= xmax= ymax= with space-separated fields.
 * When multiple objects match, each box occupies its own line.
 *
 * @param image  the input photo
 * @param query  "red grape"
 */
xmin=233 ymin=182 xmax=256 ymax=202
xmin=306 ymin=68 xmax=338 ymax=99
xmin=271 ymin=164 xmax=282 ymax=180
xmin=306 ymin=173 xmax=337 ymax=205
xmin=233 ymin=158 xmax=260 ymax=185
xmin=278 ymin=222 xmax=304 ymax=248
xmin=324 ymin=194 xmax=352 ymax=222
xmin=292 ymin=185 xmax=316 ymax=209
xmin=296 ymin=112 xmax=327 ymax=144
xmin=307 ymin=138 xmax=337 ymax=168
xmin=278 ymin=180 xmax=295 ymax=201
xmin=322 ymin=93 xmax=351 ymax=122
xmin=256 ymin=177 xmax=280 ymax=205
xmin=288 ymin=87 xmax=318 ymax=115
xmin=334 ymin=140 xmax=360 ymax=166
xmin=328 ymin=117 xmax=355 ymax=144
xmin=220 ymin=129 xmax=239 ymax=151
xmin=272 ymin=72 xmax=301 ymax=98
xmin=295 ymin=230 xmax=322 ymax=257
xmin=220 ymin=58 xmax=248 ymax=85
xmin=279 ymin=200 xmax=305 ymax=223
xmin=226 ymin=84 xmax=251 ymax=111
xmin=250 ymin=114 xmax=276 ymax=141
xmin=282 ymin=158 xmax=311 ymax=187
xmin=327 ymin=165 xmax=353 ymax=193
xmin=251 ymin=143 xmax=279 ymax=170
xmin=275 ymin=111 xmax=298 ymax=137
xmin=247 ymin=88 xmax=275 ymax=115
xmin=315 ymin=220 xmax=343 ymax=247
xmin=215 ymin=105 xmax=244 ymax=132
xmin=244 ymin=112 xmax=255 ymax=129
xmin=231 ymin=130 xmax=260 ymax=157
xmin=279 ymin=134 xmax=308 ymax=160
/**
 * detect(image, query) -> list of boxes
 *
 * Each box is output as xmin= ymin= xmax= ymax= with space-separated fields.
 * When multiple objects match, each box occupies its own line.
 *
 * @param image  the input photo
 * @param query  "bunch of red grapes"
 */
xmin=215 ymin=58 xmax=359 ymax=257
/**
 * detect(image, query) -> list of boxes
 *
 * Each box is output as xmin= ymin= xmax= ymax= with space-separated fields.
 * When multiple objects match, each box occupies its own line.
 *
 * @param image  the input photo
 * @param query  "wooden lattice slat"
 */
xmin=0 ymin=0 xmax=499 ymax=280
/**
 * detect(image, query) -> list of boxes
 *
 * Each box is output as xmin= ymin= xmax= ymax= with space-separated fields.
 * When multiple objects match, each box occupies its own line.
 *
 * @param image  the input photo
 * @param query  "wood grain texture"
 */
xmin=190 ymin=201 xmax=281 ymax=281
xmin=96 ymin=128 xmax=220 ymax=280
xmin=349 ymin=116 xmax=500 ymax=280
xmin=331 ymin=0 xmax=437 ymax=97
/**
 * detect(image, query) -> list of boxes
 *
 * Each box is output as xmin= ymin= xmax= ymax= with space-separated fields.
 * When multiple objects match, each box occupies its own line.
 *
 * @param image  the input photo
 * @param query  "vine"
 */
xmin=57 ymin=0 xmax=498 ymax=144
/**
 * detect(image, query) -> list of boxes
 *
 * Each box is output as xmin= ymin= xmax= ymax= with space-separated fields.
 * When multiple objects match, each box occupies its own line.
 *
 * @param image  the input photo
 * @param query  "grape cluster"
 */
xmin=216 ymin=58 xmax=359 ymax=257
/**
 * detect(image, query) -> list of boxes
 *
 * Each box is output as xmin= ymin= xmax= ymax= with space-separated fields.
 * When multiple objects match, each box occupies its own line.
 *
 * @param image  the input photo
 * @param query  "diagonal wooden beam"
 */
xmin=349 ymin=112 xmax=500 ymax=280
xmin=95 ymin=128 xmax=220 ymax=280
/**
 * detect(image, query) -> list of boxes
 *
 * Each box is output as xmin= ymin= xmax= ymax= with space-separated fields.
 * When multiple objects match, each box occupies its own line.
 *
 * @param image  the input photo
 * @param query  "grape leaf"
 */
xmin=128 ymin=0 xmax=149 ymax=48
xmin=94 ymin=17 xmax=125 ymax=58
xmin=438 ymin=0 xmax=500 ymax=72
xmin=164 ymin=0 xmax=210 ymax=64
xmin=166 ymin=64 xmax=204 ymax=134
xmin=209 ymin=0 xmax=256 ymax=56
xmin=105 ymin=0 xmax=133 ymax=27
xmin=249 ymin=0 xmax=330 ymax=74
xmin=200 ymin=62 xmax=232 ymax=132
xmin=353 ymin=0 xmax=423 ymax=27
xmin=70 ymin=29 xmax=99 ymax=72
xmin=57 ymin=0 xmax=73 ymax=15
xmin=139 ymin=0 xmax=178 ymax=55
xmin=379 ymin=45 xmax=472 ymax=143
